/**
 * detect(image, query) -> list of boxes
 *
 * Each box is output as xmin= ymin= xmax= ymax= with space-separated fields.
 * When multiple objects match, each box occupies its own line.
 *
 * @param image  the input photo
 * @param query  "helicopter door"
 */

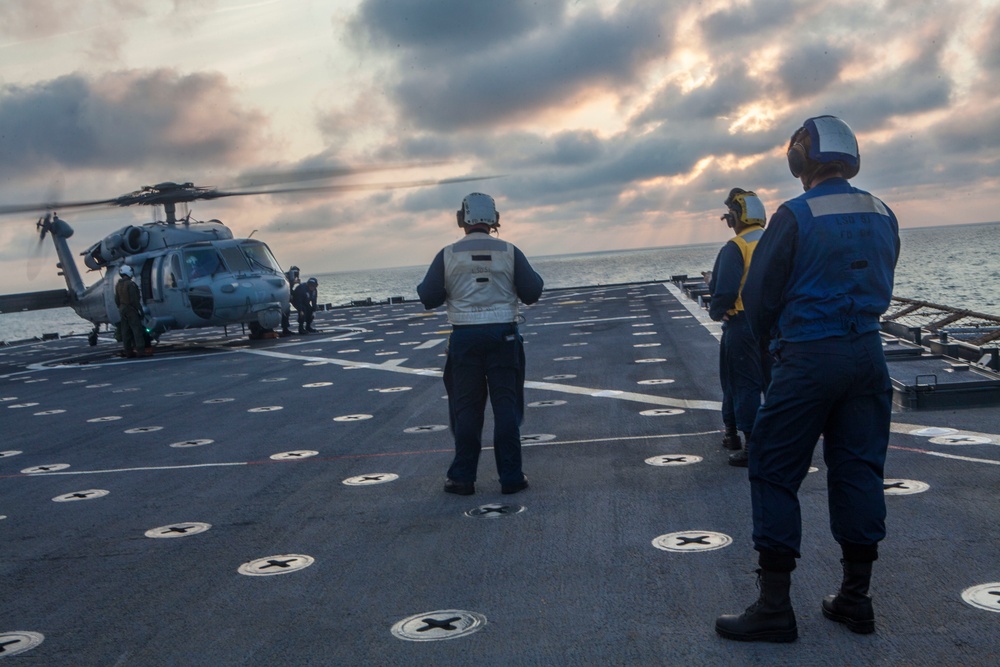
xmin=140 ymin=259 xmax=154 ymax=302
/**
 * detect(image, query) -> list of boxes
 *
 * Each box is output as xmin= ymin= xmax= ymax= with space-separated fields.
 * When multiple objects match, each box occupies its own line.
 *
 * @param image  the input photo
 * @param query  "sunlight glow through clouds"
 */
xmin=1 ymin=0 xmax=1000 ymax=293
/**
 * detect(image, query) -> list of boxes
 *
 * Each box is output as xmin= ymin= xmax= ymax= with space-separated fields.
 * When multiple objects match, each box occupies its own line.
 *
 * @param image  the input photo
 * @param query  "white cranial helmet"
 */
xmin=119 ymin=264 xmax=134 ymax=278
xmin=460 ymin=193 xmax=499 ymax=226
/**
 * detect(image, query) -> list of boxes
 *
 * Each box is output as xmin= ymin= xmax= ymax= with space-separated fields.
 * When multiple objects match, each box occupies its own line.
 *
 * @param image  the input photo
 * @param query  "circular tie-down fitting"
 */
xmin=170 ymin=439 xmax=214 ymax=448
xmin=248 ymin=406 xmax=283 ymax=413
xmin=343 ymin=473 xmax=399 ymax=486
xmin=125 ymin=426 xmax=163 ymax=434
xmin=633 ymin=343 xmax=662 ymax=348
xmin=333 ymin=413 xmax=373 ymax=422
xmin=640 ymin=408 xmax=685 ymax=417
xmin=22 ymin=464 xmax=70 ymax=474
xmin=652 ymin=531 xmax=733 ymax=553
xmin=403 ymin=424 xmax=448 ymax=434
xmin=260 ymin=377 xmax=288 ymax=383
xmin=961 ymin=583 xmax=1000 ymax=613
xmin=883 ymin=478 xmax=930 ymax=495
xmin=521 ymin=434 xmax=557 ymax=444
xmin=390 ymin=610 xmax=487 ymax=642
xmin=53 ymin=489 xmax=110 ymax=502
xmin=238 ymin=554 xmax=315 ymax=577
xmin=34 ymin=409 xmax=66 ymax=416
xmin=0 ymin=450 xmax=23 ymax=459
xmin=465 ymin=503 xmax=526 ymax=518
xmin=270 ymin=450 xmax=319 ymax=461
xmin=145 ymin=522 xmax=212 ymax=539
xmin=635 ymin=358 xmax=667 ymax=364
xmin=645 ymin=454 xmax=702 ymax=467
xmin=203 ymin=398 xmax=235 ymax=404
xmin=929 ymin=434 xmax=994 ymax=446
xmin=910 ymin=426 xmax=958 ymax=437
xmin=7 ymin=402 xmax=39 ymax=409
xmin=165 ymin=391 xmax=195 ymax=397
xmin=303 ymin=382 xmax=333 ymax=388
xmin=369 ymin=386 xmax=412 ymax=393
xmin=528 ymin=400 xmax=566 ymax=408
xmin=553 ymin=356 xmax=582 ymax=362
xmin=88 ymin=415 xmax=122 ymax=423
xmin=638 ymin=379 xmax=675 ymax=385
xmin=543 ymin=374 xmax=576 ymax=380
xmin=0 ymin=631 xmax=45 ymax=657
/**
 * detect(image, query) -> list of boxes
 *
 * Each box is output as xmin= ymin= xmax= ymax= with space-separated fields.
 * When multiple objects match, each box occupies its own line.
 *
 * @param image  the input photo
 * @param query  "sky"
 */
xmin=2 ymin=0 xmax=999 ymax=294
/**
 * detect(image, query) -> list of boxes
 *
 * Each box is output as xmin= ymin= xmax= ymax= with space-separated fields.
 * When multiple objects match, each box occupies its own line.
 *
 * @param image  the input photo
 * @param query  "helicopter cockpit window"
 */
xmin=241 ymin=242 xmax=281 ymax=274
xmin=184 ymin=248 xmax=224 ymax=280
xmin=219 ymin=246 xmax=251 ymax=274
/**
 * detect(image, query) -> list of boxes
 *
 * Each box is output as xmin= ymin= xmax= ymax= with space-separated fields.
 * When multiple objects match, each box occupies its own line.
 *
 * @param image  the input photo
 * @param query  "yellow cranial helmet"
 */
xmin=725 ymin=189 xmax=767 ymax=226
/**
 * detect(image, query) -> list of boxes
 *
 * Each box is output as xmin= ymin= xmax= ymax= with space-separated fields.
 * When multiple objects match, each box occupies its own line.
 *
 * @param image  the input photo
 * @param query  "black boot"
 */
xmin=298 ymin=324 xmax=306 ymax=334
xmin=721 ymin=429 xmax=742 ymax=450
xmin=715 ymin=569 xmax=798 ymax=642
xmin=822 ymin=559 xmax=875 ymax=634
xmin=728 ymin=432 xmax=750 ymax=467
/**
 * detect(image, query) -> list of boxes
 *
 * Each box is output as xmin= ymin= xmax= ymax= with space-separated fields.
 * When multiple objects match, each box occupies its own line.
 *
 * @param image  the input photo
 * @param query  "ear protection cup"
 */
xmin=457 ymin=209 xmax=464 ymax=227
xmin=787 ymin=137 xmax=807 ymax=178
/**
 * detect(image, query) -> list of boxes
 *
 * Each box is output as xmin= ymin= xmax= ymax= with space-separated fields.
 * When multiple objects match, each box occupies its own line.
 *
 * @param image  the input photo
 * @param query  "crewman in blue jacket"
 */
xmin=708 ymin=188 xmax=767 ymax=467
xmin=715 ymin=116 xmax=900 ymax=643
xmin=418 ymin=193 xmax=544 ymax=496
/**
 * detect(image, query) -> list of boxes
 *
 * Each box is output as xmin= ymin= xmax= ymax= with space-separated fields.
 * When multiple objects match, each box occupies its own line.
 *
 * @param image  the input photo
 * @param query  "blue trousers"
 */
xmin=443 ymin=324 xmax=525 ymax=486
xmin=719 ymin=314 xmax=764 ymax=434
xmin=749 ymin=330 xmax=891 ymax=561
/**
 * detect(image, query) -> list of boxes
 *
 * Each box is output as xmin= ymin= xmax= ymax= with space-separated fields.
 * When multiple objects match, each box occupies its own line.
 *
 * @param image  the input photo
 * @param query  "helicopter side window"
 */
xmin=169 ymin=254 xmax=182 ymax=288
xmin=184 ymin=248 xmax=224 ymax=280
xmin=241 ymin=242 xmax=281 ymax=274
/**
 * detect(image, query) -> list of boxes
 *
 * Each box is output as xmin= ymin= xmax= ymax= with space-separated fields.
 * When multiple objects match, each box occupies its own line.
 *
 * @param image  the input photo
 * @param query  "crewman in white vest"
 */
xmin=417 ymin=193 xmax=544 ymax=496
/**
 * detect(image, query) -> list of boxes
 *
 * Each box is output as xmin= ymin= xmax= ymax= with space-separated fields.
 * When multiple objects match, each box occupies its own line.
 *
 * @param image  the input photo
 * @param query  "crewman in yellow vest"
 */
xmin=707 ymin=188 xmax=767 ymax=466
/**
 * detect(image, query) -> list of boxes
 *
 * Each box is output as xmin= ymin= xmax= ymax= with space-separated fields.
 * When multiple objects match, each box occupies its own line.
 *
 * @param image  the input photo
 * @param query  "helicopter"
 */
xmin=0 ymin=172 xmax=493 ymax=346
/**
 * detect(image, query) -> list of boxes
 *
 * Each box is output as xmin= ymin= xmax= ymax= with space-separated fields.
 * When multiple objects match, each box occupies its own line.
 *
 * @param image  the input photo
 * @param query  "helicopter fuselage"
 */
xmin=46 ymin=216 xmax=290 ymax=339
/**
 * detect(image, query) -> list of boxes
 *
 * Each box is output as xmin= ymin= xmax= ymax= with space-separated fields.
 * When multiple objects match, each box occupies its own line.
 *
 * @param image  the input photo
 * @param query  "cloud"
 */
xmin=350 ymin=0 xmax=566 ymax=57
xmin=0 ymin=69 xmax=269 ymax=179
xmin=350 ymin=0 xmax=669 ymax=131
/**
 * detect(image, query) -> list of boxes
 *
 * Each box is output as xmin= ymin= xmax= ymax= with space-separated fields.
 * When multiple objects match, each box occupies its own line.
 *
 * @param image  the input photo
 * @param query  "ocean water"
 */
xmin=3 ymin=221 xmax=998 ymax=344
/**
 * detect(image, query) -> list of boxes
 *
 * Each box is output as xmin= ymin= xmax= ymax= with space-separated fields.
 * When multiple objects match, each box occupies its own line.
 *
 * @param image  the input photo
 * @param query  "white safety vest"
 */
xmin=444 ymin=232 xmax=519 ymax=325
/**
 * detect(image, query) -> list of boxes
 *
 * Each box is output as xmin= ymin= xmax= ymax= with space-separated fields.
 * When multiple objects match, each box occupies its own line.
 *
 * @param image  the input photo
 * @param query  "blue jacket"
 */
xmin=743 ymin=178 xmax=900 ymax=347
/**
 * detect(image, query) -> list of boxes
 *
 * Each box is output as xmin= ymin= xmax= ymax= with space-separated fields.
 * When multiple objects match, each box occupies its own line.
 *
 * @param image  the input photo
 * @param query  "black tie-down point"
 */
xmin=676 ymin=535 xmax=711 ymax=546
xmin=883 ymin=481 xmax=907 ymax=490
xmin=417 ymin=617 xmax=462 ymax=633
xmin=261 ymin=559 xmax=297 ymax=570
xmin=0 ymin=640 xmax=20 ymax=654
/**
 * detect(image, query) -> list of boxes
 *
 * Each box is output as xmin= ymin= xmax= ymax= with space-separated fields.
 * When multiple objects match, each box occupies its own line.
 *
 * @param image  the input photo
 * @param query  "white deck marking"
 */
xmin=415 ymin=338 xmax=446 ymax=349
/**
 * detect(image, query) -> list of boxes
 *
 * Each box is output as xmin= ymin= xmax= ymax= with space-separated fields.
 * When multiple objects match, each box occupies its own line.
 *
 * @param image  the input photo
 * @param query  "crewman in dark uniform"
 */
xmin=280 ymin=265 xmax=300 ymax=336
xmin=708 ymin=189 xmax=767 ymax=467
xmin=291 ymin=277 xmax=318 ymax=334
xmin=114 ymin=264 xmax=147 ymax=358
xmin=715 ymin=116 xmax=900 ymax=642
xmin=417 ymin=193 xmax=544 ymax=496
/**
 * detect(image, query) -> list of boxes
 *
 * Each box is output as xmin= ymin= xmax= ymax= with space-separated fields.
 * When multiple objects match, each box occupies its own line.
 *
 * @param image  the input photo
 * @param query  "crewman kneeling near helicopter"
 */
xmin=115 ymin=265 xmax=149 ymax=358
xmin=291 ymin=277 xmax=319 ymax=334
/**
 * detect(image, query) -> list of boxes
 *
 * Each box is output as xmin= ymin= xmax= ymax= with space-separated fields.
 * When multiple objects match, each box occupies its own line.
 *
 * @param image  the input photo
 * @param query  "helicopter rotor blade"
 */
xmin=0 ymin=197 xmax=119 ymax=217
xmin=233 ymin=161 xmax=451 ymax=189
xmin=207 ymin=174 xmax=504 ymax=201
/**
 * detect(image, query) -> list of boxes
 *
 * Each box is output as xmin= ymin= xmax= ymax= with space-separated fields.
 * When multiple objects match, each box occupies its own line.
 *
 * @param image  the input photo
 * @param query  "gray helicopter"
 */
xmin=1 ymin=172 xmax=492 ymax=346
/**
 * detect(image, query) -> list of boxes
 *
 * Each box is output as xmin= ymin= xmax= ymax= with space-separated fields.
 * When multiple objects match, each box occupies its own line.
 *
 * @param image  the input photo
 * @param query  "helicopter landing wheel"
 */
xmin=88 ymin=329 xmax=99 ymax=347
